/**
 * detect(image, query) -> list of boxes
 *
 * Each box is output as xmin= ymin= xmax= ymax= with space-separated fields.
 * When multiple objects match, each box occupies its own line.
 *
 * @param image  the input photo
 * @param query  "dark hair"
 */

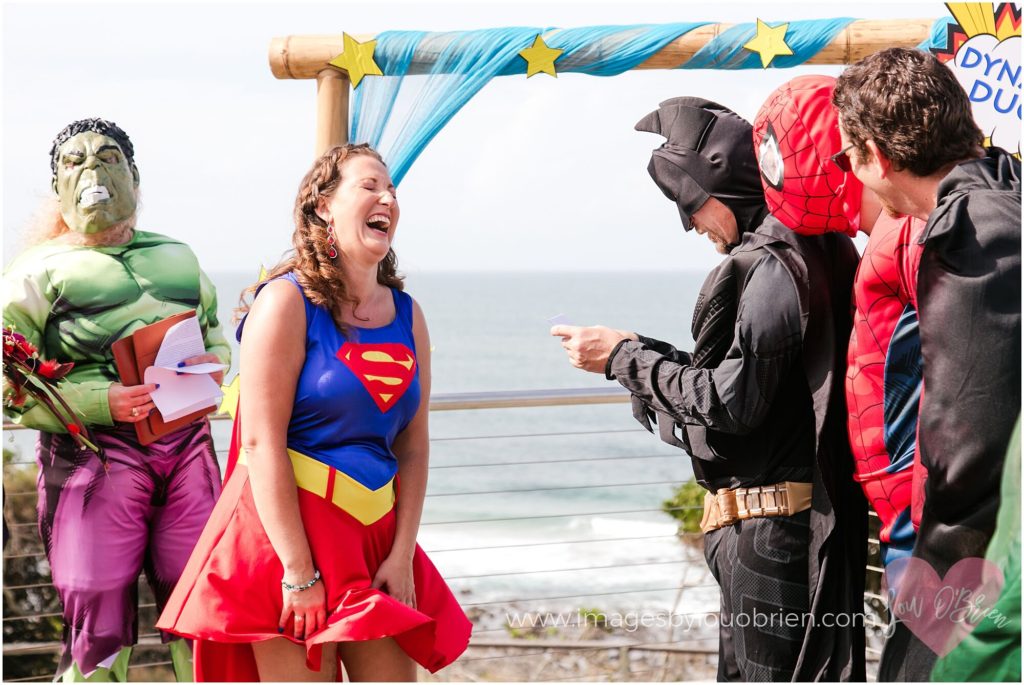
xmin=50 ymin=118 xmax=136 ymax=180
xmin=237 ymin=144 xmax=403 ymax=336
xmin=832 ymin=48 xmax=983 ymax=176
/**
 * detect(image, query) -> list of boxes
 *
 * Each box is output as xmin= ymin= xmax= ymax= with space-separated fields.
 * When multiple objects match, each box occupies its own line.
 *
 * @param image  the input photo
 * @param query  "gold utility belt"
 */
xmin=700 ymin=481 xmax=812 ymax=533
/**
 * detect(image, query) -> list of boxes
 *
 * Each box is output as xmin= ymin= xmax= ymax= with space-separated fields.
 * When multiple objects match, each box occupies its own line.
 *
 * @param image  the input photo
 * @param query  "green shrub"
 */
xmin=662 ymin=479 xmax=705 ymax=535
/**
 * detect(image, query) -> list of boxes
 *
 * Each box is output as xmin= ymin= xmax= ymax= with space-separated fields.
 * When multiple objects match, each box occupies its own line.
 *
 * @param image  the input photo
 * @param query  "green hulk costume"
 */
xmin=2 ymin=119 xmax=228 ymax=682
xmin=4 ymin=232 xmax=227 ymax=430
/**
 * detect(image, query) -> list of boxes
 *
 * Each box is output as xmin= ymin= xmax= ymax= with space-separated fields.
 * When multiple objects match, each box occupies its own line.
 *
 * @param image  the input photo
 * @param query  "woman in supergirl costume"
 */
xmin=158 ymin=144 xmax=471 ymax=681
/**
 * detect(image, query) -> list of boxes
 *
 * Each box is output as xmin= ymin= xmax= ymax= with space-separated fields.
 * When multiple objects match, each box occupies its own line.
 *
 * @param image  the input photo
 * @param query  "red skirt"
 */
xmin=156 ymin=463 xmax=471 ymax=681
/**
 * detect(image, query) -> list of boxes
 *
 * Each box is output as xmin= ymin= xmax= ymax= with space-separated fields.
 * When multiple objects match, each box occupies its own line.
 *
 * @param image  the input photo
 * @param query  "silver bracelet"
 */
xmin=281 ymin=570 xmax=321 ymax=592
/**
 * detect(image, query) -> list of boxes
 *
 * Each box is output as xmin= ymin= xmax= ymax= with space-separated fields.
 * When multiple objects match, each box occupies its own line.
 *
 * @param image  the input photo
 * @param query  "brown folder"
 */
xmin=111 ymin=310 xmax=218 ymax=446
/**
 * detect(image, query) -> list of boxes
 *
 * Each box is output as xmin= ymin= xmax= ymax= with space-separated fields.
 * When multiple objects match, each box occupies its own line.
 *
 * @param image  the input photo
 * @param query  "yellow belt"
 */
xmin=237 ymin=448 xmax=395 ymax=526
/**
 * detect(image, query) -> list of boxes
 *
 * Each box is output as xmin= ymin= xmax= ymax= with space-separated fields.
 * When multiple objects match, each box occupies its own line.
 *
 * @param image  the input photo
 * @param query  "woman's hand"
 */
xmin=108 ymin=382 xmax=159 ymax=423
xmin=180 ymin=352 xmax=226 ymax=386
xmin=372 ymin=553 xmax=417 ymax=609
xmin=279 ymin=575 xmax=328 ymax=641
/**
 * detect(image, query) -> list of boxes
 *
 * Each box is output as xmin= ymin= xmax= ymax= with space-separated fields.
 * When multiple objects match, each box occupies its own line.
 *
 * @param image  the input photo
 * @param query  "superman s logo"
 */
xmin=337 ymin=342 xmax=417 ymax=412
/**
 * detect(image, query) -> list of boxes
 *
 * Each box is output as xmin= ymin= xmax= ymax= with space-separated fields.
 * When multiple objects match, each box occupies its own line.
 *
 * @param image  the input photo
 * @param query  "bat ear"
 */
xmin=634 ymin=110 xmax=663 ymax=136
xmin=636 ymin=102 xmax=717 ymax=153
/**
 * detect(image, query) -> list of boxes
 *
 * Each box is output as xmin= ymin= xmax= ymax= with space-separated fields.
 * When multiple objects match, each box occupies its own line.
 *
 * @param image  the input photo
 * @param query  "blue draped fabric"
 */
xmin=351 ymin=23 xmax=705 ymax=184
xmin=352 ymin=27 xmax=549 ymax=184
xmin=349 ymin=31 xmax=426 ymax=147
xmin=349 ymin=18 xmax=949 ymax=186
xmin=500 ymin=23 xmax=710 ymax=76
xmin=683 ymin=18 xmax=855 ymax=69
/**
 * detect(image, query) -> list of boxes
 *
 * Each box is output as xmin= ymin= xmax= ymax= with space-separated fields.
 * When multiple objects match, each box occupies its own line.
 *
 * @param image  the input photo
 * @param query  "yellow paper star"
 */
xmin=328 ymin=33 xmax=383 ymax=87
xmin=219 ymin=373 xmax=240 ymax=419
xmin=519 ymin=35 xmax=563 ymax=78
xmin=743 ymin=19 xmax=794 ymax=69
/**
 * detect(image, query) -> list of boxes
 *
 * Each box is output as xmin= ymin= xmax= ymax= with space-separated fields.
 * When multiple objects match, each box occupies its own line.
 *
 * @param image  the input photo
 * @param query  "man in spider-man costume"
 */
xmin=754 ymin=72 xmax=933 ymax=680
xmin=833 ymin=47 xmax=1021 ymax=681
xmin=553 ymin=95 xmax=865 ymax=681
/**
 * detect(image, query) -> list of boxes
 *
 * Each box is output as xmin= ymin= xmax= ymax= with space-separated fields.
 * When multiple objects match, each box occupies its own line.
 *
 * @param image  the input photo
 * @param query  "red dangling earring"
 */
xmin=326 ymin=221 xmax=338 ymax=259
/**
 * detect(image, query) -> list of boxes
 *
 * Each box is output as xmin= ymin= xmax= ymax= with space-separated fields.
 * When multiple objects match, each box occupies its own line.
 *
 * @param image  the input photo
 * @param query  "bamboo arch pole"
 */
xmin=269 ymin=19 xmax=935 ymax=154
xmin=316 ymin=69 xmax=349 ymax=156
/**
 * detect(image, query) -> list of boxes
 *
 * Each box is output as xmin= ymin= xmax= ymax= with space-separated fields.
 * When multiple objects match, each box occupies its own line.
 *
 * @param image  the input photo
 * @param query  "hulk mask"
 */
xmin=52 ymin=130 xmax=139 ymax=234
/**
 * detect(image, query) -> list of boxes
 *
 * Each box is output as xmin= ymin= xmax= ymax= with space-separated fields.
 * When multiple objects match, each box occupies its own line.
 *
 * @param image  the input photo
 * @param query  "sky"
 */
xmin=3 ymin=0 xmax=947 ymax=274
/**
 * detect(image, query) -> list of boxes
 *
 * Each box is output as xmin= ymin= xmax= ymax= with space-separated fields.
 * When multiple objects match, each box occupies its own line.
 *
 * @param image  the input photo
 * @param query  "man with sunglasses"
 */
xmin=553 ymin=94 xmax=863 ymax=681
xmin=833 ymin=47 xmax=1022 ymax=680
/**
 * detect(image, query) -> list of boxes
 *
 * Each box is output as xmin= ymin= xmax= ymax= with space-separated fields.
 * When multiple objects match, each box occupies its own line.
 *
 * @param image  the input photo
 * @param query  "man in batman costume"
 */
xmin=553 ymin=97 xmax=866 ymax=681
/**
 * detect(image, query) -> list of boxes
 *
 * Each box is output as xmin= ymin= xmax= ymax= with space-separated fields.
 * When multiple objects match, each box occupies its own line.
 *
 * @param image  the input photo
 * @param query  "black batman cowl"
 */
xmin=636 ymin=97 xmax=768 ymax=237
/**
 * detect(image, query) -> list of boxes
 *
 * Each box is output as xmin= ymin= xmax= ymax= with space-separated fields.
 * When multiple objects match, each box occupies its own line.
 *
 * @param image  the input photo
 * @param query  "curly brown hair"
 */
xmin=832 ymin=48 xmax=983 ymax=177
xmin=237 ymin=144 xmax=404 ymax=336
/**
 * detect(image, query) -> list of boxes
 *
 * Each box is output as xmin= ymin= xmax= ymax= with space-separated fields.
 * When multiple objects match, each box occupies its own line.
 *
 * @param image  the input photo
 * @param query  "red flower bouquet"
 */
xmin=3 ymin=327 xmax=103 ymax=460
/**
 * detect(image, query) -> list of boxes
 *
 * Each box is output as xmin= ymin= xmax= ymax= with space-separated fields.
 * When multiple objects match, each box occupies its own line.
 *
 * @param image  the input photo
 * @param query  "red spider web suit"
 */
xmin=845 ymin=214 xmax=926 ymax=553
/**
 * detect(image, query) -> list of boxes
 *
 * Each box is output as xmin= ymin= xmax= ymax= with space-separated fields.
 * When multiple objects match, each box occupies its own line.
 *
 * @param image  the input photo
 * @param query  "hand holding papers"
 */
xmin=144 ymin=317 xmax=227 ymax=422
xmin=111 ymin=310 xmax=226 ymax=445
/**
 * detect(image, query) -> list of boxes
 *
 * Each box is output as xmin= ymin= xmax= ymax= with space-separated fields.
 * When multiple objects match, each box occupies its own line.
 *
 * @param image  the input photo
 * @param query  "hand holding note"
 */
xmin=551 ymin=323 xmax=639 ymax=374
xmin=145 ymin=317 xmax=228 ymax=422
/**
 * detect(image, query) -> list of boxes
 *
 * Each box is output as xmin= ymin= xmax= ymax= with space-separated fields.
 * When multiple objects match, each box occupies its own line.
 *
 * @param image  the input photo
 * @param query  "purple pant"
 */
xmin=35 ymin=420 xmax=221 ymax=676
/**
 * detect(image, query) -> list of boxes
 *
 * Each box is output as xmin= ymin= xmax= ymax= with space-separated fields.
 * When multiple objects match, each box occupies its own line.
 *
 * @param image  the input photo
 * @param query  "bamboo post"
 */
xmin=315 ymin=68 xmax=349 ymax=156
xmin=267 ymin=20 xmax=936 ymax=80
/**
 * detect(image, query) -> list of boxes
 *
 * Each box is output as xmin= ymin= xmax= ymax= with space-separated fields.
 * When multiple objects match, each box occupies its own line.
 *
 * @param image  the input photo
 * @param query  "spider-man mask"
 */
xmin=752 ymin=75 xmax=863 ymax=236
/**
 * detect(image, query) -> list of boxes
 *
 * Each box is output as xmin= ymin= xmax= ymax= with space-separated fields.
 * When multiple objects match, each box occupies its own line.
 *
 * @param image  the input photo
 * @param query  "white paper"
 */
xmin=144 ymin=317 xmax=226 ymax=421
xmin=547 ymin=313 xmax=573 ymax=326
xmin=145 ymin=366 xmax=223 ymax=421
xmin=154 ymin=317 xmax=208 ymax=369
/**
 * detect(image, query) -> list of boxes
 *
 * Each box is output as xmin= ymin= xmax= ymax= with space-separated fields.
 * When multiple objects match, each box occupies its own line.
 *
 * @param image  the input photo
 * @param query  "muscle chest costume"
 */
xmin=157 ymin=274 xmax=471 ymax=680
xmin=3 ymin=231 xmax=228 ymax=429
xmin=2 ymin=230 xmax=229 ymax=677
xmin=846 ymin=214 xmax=926 ymax=566
xmin=613 ymin=85 xmax=865 ymax=682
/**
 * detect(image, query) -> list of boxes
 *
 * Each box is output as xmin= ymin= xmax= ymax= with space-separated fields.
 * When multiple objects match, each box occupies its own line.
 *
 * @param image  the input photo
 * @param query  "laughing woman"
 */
xmin=158 ymin=144 xmax=471 ymax=681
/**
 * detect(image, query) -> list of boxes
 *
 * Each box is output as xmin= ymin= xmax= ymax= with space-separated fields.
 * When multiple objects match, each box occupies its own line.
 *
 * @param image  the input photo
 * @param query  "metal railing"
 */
xmin=3 ymin=388 xmax=886 ymax=682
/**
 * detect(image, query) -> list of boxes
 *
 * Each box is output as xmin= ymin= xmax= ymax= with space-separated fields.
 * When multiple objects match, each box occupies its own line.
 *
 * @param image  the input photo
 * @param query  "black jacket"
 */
xmin=914 ymin=148 xmax=1022 ymax=576
xmin=607 ymin=216 xmax=866 ymax=681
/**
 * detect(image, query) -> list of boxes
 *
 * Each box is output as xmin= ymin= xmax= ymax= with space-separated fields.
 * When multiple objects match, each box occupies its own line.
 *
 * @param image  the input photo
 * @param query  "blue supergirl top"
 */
xmin=240 ymin=273 xmax=420 ymax=490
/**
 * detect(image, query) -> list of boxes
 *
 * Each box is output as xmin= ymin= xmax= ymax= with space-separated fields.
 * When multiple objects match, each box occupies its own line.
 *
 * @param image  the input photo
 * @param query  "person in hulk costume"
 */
xmin=2 ymin=118 xmax=229 ymax=682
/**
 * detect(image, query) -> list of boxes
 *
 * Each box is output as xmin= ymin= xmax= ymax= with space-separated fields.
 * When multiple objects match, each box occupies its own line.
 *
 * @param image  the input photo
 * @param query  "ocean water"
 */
xmin=207 ymin=269 xmax=720 ymax=625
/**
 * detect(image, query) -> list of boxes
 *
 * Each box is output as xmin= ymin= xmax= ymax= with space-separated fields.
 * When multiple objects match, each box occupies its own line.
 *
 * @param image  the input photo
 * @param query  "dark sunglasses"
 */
xmin=830 ymin=144 xmax=856 ymax=173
